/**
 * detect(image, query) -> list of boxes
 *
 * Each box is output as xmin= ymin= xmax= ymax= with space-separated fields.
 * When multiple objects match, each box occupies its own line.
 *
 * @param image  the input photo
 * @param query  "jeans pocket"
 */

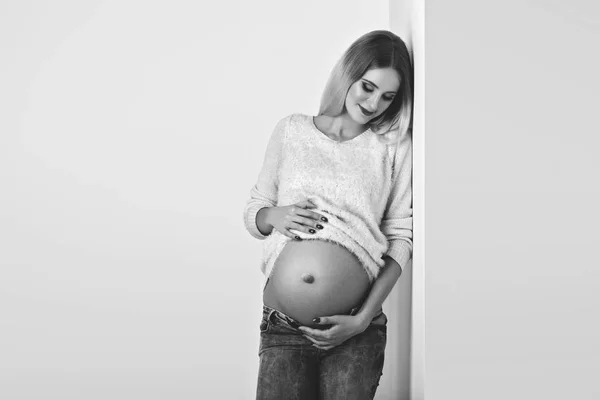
xmin=370 ymin=311 xmax=388 ymax=327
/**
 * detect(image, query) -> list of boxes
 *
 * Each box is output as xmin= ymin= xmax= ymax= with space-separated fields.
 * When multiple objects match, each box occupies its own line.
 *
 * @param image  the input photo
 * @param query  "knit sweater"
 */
xmin=243 ymin=113 xmax=413 ymax=288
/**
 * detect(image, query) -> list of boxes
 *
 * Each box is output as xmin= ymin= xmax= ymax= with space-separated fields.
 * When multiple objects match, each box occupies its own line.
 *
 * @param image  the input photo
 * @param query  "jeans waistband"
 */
xmin=262 ymin=304 xmax=383 ymax=330
xmin=263 ymin=305 xmax=302 ymax=329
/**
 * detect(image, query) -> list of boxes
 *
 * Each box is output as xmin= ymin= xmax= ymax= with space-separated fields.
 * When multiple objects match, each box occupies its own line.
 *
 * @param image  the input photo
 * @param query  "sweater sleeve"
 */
xmin=243 ymin=116 xmax=288 ymax=240
xmin=380 ymin=132 xmax=413 ymax=272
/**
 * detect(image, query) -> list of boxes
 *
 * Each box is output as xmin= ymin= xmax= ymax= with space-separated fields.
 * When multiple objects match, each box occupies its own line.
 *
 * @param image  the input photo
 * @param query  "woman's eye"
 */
xmin=361 ymin=82 xmax=374 ymax=92
xmin=384 ymin=96 xmax=395 ymax=102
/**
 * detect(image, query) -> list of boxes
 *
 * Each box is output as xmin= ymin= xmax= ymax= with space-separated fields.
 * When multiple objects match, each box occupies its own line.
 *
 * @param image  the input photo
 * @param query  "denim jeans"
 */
xmin=256 ymin=304 xmax=388 ymax=400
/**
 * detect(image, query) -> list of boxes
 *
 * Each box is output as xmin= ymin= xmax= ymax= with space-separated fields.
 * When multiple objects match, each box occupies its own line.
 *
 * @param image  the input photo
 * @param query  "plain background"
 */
xmin=424 ymin=0 xmax=599 ymax=399
xmin=0 ymin=1 xmax=412 ymax=399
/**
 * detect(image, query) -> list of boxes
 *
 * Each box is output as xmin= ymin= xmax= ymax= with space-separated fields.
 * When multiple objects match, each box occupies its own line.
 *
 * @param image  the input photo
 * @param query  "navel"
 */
xmin=301 ymin=272 xmax=315 ymax=284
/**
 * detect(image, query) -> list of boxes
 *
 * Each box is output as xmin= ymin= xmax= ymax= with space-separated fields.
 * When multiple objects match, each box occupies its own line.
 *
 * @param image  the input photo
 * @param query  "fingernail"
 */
xmin=313 ymin=318 xmax=320 ymax=323
xmin=309 ymin=229 xmax=315 ymax=234
xmin=295 ymin=235 xmax=301 ymax=240
xmin=316 ymin=224 xmax=323 ymax=229
xmin=321 ymin=217 xmax=328 ymax=222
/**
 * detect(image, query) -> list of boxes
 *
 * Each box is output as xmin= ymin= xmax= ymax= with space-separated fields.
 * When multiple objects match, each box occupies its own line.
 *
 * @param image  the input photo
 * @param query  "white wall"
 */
xmin=424 ymin=1 xmax=600 ymax=399
xmin=0 ymin=1 xmax=410 ymax=399
xmin=389 ymin=1 xmax=425 ymax=400
xmin=380 ymin=1 xmax=424 ymax=400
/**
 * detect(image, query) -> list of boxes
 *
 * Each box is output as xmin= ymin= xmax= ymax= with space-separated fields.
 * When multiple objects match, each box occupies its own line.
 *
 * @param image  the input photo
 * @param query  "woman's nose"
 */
xmin=366 ymin=95 xmax=379 ymax=111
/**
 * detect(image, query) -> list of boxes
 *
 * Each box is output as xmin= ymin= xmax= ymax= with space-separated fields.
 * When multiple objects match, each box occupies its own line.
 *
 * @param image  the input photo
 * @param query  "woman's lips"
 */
xmin=358 ymin=104 xmax=374 ymax=116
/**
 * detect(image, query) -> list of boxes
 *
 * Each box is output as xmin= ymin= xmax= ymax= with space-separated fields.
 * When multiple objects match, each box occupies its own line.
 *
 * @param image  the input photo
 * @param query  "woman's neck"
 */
xmin=319 ymin=113 xmax=369 ymax=141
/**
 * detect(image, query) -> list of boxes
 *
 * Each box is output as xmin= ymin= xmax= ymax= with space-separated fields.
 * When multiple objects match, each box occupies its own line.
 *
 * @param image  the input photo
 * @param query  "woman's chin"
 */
xmin=348 ymin=109 xmax=372 ymax=125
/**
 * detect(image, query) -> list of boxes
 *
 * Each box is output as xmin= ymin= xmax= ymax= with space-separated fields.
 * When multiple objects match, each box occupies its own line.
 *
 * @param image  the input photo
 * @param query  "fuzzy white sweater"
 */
xmin=244 ymin=113 xmax=413 ymax=288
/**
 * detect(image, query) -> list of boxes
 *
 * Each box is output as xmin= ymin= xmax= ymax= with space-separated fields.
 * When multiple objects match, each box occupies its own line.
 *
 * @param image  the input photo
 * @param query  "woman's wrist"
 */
xmin=353 ymin=314 xmax=372 ymax=333
xmin=354 ymin=308 xmax=381 ymax=330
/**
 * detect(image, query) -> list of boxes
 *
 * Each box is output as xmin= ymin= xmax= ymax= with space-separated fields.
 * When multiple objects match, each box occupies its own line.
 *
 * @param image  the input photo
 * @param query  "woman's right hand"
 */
xmin=264 ymin=199 xmax=328 ymax=240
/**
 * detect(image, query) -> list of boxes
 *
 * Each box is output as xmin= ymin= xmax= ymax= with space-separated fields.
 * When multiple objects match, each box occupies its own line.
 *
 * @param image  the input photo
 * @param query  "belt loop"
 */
xmin=263 ymin=305 xmax=277 ymax=323
xmin=267 ymin=308 xmax=277 ymax=322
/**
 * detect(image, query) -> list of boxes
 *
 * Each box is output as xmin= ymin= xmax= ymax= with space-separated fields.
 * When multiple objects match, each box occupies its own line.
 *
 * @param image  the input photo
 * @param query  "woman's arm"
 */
xmin=354 ymin=255 xmax=402 ymax=328
xmin=243 ymin=116 xmax=289 ymax=239
xmin=380 ymin=133 xmax=413 ymax=274
xmin=356 ymin=133 xmax=413 ymax=328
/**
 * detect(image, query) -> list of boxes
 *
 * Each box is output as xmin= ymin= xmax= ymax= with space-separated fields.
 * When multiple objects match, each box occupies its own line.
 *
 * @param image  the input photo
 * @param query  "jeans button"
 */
xmin=260 ymin=321 xmax=268 ymax=331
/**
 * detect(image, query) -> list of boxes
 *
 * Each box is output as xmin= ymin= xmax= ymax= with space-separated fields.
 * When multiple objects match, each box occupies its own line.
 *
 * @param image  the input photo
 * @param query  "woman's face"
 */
xmin=345 ymin=67 xmax=400 ymax=124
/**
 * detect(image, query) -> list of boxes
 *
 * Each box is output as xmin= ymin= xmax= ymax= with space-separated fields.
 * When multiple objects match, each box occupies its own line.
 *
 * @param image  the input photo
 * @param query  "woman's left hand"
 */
xmin=298 ymin=315 xmax=367 ymax=350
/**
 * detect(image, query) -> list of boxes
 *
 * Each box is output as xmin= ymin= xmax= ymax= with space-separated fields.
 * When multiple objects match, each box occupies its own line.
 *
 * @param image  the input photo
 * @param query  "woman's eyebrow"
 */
xmin=362 ymin=79 xmax=397 ymax=94
xmin=362 ymin=79 xmax=379 ymax=89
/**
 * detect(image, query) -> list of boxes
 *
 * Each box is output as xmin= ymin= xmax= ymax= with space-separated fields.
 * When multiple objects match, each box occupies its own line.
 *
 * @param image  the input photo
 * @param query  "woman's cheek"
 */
xmin=352 ymin=84 xmax=364 ymax=100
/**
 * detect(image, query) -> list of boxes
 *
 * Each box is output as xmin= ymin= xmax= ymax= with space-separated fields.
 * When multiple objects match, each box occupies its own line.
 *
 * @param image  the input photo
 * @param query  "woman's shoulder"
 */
xmin=273 ymin=113 xmax=314 ymax=135
xmin=277 ymin=113 xmax=312 ymax=125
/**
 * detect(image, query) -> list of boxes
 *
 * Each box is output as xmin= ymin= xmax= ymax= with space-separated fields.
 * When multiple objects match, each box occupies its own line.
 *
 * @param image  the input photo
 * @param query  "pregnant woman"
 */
xmin=244 ymin=30 xmax=413 ymax=400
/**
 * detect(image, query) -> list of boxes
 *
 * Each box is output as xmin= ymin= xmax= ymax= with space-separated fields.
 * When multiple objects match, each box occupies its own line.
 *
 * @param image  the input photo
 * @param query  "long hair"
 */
xmin=318 ymin=30 xmax=413 ymax=144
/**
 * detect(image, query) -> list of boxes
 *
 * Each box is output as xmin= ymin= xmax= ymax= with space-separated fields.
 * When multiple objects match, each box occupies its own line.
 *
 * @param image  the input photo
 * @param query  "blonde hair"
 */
xmin=318 ymin=30 xmax=413 ymax=144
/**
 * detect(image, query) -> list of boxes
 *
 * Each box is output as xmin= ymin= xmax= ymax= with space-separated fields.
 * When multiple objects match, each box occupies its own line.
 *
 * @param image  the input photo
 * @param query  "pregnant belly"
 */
xmin=263 ymin=239 xmax=371 ymax=328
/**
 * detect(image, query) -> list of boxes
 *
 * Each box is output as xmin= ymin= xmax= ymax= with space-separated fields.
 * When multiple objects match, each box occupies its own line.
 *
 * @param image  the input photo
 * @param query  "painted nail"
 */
xmin=321 ymin=217 xmax=328 ymax=222
xmin=313 ymin=318 xmax=320 ymax=323
xmin=316 ymin=224 xmax=323 ymax=229
xmin=295 ymin=235 xmax=301 ymax=240
xmin=309 ymin=229 xmax=315 ymax=234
